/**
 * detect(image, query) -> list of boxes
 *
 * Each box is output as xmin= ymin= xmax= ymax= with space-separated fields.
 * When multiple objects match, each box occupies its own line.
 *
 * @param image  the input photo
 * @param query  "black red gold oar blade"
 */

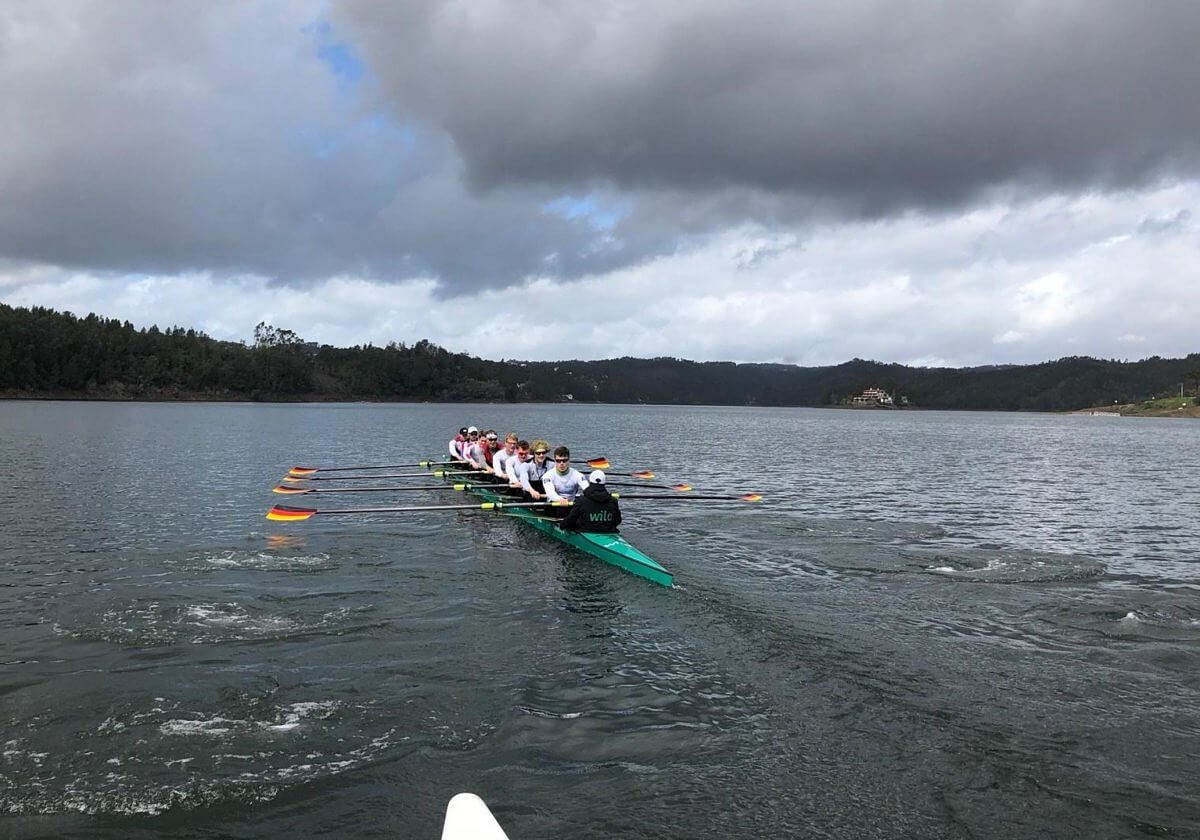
xmin=631 ymin=470 xmax=655 ymax=479
xmin=273 ymin=484 xmax=313 ymax=495
xmin=586 ymin=457 xmax=611 ymax=469
xmin=740 ymin=493 xmax=763 ymax=502
xmin=672 ymin=483 xmax=693 ymax=492
xmin=267 ymin=504 xmax=318 ymax=521
xmin=289 ymin=467 xmax=317 ymax=477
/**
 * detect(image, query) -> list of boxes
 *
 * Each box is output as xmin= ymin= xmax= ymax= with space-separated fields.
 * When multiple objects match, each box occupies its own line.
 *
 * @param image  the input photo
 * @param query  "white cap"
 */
xmin=467 ymin=426 xmax=478 ymax=433
xmin=588 ymin=470 xmax=606 ymax=485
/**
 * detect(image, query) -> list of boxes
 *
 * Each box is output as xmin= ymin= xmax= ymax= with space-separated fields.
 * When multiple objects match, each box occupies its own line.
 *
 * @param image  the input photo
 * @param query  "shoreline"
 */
xmin=4 ymin=391 xmax=1199 ymax=416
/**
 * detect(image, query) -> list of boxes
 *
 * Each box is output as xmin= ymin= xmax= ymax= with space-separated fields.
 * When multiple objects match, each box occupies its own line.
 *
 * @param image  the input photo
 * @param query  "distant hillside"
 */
xmin=3 ymin=303 xmax=1199 ymax=411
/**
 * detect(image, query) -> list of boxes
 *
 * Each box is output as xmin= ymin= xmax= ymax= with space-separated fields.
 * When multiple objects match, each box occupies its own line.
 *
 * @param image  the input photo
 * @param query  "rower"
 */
xmin=491 ymin=432 xmax=519 ymax=482
xmin=563 ymin=470 xmax=621 ymax=532
xmin=505 ymin=439 xmax=531 ymax=488
xmin=462 ymin=427 xmax=484 ymax=468
xmin=448 ymin=426 xmax=469 ymax=459
xmin=518 ymin=439 xmax=553 ymax=501
xmin=543 ymin=446 xmax=587 ymax=515
xmin=470 ymin=430 xmax=500 ymax=473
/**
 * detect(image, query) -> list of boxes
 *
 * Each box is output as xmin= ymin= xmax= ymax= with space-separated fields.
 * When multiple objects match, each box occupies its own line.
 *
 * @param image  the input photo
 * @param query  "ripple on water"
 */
xmin=53 ymin=598 xmax=379 ymax=646
xmin=900 ymin=546 xmax=1106 ymax=583
xmin=1026 ymin=592 xmax=1200 ymax=643
xmin=173 ymin=549 xmax=337 ymax=573
xmin=0 ymin=692 xmax=402 ymax=816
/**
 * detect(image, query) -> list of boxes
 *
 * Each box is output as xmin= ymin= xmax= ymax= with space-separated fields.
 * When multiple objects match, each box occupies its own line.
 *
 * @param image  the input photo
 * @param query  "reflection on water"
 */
xmin=1 ymin=401 xmax=1199 ymax=838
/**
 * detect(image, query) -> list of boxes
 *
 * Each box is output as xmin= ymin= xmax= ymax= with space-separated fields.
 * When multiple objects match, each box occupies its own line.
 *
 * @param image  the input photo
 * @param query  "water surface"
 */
xmin=2 ymin=401 xmax=1198 ymax=838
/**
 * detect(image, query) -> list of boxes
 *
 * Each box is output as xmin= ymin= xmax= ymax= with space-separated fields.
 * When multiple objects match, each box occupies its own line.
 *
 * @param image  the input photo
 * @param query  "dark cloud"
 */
xmin=2 ymin=1 xmax=1198 ymax=299
xmin=335 ymin=0 xmax=1200 ymax=209
xmin=0 ymin=2 xmax=627 ymax=293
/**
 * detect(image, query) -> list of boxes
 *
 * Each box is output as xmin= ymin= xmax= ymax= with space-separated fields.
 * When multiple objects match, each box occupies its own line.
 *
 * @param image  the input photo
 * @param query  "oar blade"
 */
xmin=672 ymin=483 xmax=693 ymax=492
xmin=288 ymin=467 xmax=317 ymax=477
xmin=586 ymin=457 xmax=611 ymax=469
xmin=267 ymin=504 xmax=318 ymax=521
xmin=272 ymin=484 xmax=312 ymax=495
xmin=740 ymin=493 xmax=763 ymax=502
xmin=631 ymin=470 xmax=655 ymax=479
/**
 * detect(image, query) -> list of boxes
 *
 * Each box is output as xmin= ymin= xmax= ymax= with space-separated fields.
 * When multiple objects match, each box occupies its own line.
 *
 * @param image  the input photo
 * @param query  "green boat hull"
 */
xmin=443 ymin=468 xmax=673 ymax=588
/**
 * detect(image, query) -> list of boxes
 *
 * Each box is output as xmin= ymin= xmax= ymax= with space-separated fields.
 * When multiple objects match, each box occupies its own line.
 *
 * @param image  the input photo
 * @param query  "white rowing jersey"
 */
xmin=518 ymin=458 xmax=551 ymax=495
xmin=505 ymin=454 xmax=527 ymax=484
xmin=464 ymin=442 xmax=486 ymax=465
xmin=544 ymin=467 xmax=587 ymax=502
xmin=492 ymin=448 xmax=512 ymax=477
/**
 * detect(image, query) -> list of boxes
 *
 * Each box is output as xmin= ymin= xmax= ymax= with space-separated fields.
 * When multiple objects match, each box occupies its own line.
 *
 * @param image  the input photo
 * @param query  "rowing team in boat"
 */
xmin=448 ymin=425 xmax=620 ymax=533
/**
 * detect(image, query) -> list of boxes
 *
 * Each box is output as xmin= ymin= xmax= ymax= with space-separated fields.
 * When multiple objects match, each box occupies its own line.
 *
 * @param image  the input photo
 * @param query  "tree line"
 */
xmin=3 ymin=303 xmax=1199 ymax=410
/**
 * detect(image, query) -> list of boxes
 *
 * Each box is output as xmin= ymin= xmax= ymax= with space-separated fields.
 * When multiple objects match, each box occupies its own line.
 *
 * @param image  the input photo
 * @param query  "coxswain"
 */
xmin=543 ymin=445 xmax=587 ymax=512
xmin=518 ymin=439 xmax=553 ymax=501
xmin=563 ymin=470 xmax=622 ymax=532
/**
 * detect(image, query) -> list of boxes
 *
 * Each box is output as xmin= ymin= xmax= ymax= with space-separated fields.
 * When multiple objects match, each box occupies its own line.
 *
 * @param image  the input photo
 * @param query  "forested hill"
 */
xmin=3 ymin=303 xmax=1199 ymax=411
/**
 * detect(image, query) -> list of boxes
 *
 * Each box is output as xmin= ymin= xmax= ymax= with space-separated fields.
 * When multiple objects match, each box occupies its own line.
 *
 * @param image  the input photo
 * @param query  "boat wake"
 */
xmin=1024 ymin=591 xmax=1200 ymax=643
xmin=900 ymin=547 xmax=1105 ymax=583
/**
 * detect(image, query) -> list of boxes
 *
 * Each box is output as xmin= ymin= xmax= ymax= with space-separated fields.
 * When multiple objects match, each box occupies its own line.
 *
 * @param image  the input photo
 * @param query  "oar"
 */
xmin=274 ymin=483 xmax=487 ymax=495
xmin=595 ymin=470 xmax=655 ymax=479
xmin=609 ymin=481 xmax=692 ymax=491
xmin=612 ymin=493 xmax=763 ymax=502
xmin=282 ymin=469 xmax=484 ymax=483
xmin=286 ymin=463 xmax=446 ymax=475
xmin=267 ymin=500 xmax=564 ymax=521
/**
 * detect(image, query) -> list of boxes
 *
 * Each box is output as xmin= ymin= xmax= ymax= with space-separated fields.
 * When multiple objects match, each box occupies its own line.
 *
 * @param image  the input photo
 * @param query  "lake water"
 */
xmin=1 ymin=401 xmax=1199 ymax=838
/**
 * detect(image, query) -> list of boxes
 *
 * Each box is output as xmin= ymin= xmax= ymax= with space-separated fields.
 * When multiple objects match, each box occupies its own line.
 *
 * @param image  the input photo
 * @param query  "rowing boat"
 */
xmin=435 ymin=461 xmax=674 ymax=588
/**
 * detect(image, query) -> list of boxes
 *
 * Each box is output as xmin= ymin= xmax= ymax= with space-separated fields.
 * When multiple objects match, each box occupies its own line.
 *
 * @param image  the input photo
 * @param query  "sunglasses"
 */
xmin=534 ymin=451 xmax=548 ymax=456
xmin=554 ymin=457 xmax=570 ymax=462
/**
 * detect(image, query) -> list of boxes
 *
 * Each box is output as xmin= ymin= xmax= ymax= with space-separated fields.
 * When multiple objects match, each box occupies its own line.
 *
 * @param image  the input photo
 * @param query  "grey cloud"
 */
xmin=0 ymin=2 xmax=633 ymax=293
xmin=3 ymin=1 xmax=1199 ymax=301
xmin=335 ymin=0 xmax=1200 ymax=211
xmin=1138 ymin=208 xmax=1192 ymax=235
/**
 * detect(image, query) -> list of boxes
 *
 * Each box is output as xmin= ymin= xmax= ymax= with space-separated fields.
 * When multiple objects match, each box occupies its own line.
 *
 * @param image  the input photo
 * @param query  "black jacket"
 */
xmin=562 ymin=484 xmax=622 ymax=532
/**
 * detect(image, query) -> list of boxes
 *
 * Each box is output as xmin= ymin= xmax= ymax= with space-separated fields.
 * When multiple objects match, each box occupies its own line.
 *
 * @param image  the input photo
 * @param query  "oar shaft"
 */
xmin=290 ymin=461 xmax=439 ymax=474
xmin=317 ymin=503 xmax=515 ymax=513
xmin=612 ymin=493 xmax=762 ymax=501
xmin=287 ymin=469 xmax=484 ymax=482
xmin=278 ymin=484 xmax=465 ymax=495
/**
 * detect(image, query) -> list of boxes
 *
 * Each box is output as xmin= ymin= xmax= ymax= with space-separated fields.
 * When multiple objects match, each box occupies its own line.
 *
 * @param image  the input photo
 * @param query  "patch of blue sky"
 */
xmin=295 ymin=17 xmax=423 ymax=164
xmin=318 ymin=42 xmax=364 ymax=85
xmin=542 ymin=194 xmax=629 ymax=230
xmin=302 ymin=13 xmax=365 ymax=91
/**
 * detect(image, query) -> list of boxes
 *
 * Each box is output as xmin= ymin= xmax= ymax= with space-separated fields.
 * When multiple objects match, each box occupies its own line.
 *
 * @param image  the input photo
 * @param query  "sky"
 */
xmin=2 ymin=1 xmax=1198 ymax=367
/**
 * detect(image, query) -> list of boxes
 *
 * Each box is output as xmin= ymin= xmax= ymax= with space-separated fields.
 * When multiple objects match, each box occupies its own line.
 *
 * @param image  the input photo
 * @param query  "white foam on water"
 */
xmin=160 ymin=716 xmax=241 ymax=737
xmin=192 ymin=550 xmax=332 ymax=570
xmin=264 ymin=701 xmax=339 ymax=732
